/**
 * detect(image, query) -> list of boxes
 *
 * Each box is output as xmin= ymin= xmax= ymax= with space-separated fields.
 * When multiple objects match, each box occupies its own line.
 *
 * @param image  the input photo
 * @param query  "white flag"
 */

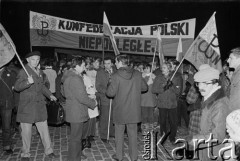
xmin=184 ymin=12 xmax=222 ymax=72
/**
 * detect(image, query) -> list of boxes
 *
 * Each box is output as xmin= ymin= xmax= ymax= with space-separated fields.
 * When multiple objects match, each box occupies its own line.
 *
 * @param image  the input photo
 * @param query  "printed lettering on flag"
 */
xmin=184 ymin=12 xmax=222 ymax=72
xmin=0 ymin=23 xmax=16 ymax=68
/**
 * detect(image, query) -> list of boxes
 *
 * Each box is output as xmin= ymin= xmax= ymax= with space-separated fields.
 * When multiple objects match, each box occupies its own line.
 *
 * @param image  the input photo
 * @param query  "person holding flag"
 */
xmin=106 ymin=54 xmax=148 ymax=161
xmin=14 ymin=51 xmax=58 ymax=160
xmin=95 ymin=57 xmax=116 ymax=143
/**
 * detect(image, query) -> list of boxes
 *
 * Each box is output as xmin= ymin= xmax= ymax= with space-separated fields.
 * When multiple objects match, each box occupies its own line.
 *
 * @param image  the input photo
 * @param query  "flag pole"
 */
xmin=102 ymin=36 xmax=105 ymax=62
xmin=150 ymin=39 xmax=158 ymax=75
xmin=9 ymin=41 xmax=30 ymax=77
xmin=107 ymin=99 xmax=112 ymax=141
xmin=170 ymin=35 xmax=199 ymax=81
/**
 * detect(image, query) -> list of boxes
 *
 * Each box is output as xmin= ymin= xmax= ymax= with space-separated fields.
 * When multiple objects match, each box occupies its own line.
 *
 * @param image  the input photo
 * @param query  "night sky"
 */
xmin=1 ymin=1 xmax=240 ymax=61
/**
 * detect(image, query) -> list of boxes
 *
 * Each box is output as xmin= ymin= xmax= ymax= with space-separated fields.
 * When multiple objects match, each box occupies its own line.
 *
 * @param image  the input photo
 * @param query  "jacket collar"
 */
xmin=202 ymin=87 xmax=225 ymax=109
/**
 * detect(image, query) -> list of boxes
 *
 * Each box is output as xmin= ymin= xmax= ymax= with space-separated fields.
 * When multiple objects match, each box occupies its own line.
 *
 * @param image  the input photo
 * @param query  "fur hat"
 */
xmin=25 ymin=51 xmax=41 ymax=58
xmin=194 ymin=64 xmax=220 ymax=83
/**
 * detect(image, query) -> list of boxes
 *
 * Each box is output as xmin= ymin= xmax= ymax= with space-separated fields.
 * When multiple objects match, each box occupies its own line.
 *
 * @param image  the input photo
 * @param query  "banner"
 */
xmin=184 ymin=12 xmax=222 ymax=72
xmin=0 ymin=23 xmax=16 ymax=68
xmin=30 ymin=11 xmax=196 ymax=56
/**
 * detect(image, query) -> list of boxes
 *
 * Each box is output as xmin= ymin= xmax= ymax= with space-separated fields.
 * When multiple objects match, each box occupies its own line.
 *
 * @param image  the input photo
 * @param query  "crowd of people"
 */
xmin=0 ymin=47 xmax=240 ymax=161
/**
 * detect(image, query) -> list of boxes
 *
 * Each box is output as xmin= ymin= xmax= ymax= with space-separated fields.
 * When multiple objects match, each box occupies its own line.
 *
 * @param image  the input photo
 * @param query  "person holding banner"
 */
xmin=14 ymin=51 xmax=58 ymax=160
xmin=0 ymin=65 xmax=17 ymax=155
xmin=106 ymin=55 xmax=148 ymax=161
xmin=227 ymin=47 xmax=240 ymax=111
xmin=95 ymin=57 xmax=116 ymax=143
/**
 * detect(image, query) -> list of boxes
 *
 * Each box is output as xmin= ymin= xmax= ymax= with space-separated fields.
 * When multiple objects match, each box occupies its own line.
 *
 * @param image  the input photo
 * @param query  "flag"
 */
xmin=156 ymin=27 xmax=165 ymax=66
xmin=176 ymin=37 xmax=184 ymax=74
xmin=184 ymin=12 xmax=222 ymax=72
xmin=176 ymin=37 xmax=183 ymax=62
xmin=0 ymin=23 xmax=16 ymax=68
xmin=103 ymin=12 xmax=120 ymax=55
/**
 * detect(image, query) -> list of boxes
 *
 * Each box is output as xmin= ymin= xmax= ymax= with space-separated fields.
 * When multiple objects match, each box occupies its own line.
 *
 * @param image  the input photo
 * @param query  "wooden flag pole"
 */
xmin=9 ymin=41 xmax=30 ymax=77
xmin=150 ymin=39 xmax=158 ymax=75
xmin=107 ymin=99 xmax=112 ymax=141
xmin=102 ymin=36 xmax=105 ymax=62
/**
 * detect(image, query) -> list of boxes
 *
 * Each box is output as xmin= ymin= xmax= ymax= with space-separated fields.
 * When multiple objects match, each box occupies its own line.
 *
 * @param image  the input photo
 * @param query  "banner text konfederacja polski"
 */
xmin=59 ymin=20 xmax=189 ymax=36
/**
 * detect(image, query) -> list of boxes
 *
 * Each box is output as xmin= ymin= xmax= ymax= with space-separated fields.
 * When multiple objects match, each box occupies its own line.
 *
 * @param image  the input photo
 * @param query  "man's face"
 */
xmin=161 ymin=64 xmax=169 ymax=76
xmin=27 ymin=55 xmax=40 ymax=68
xmin=138 ymin=64 xmax=143 ymax=72
xmin=196 ymin=81 xmax=214 ymax=97
xmin=143 ymin=67 xmax=151 ymax=74
xmin=227 ymin=53 xmax=240 ymax=69
xmin=115 ymin=59 xmax=120 ymax=69
xmin=76 ymin=62 xmax=86 ymax=74
xmin=170 ymin=62 xmax=176 ymax=71
xmin=104 ymin=60 xmax=112 ymax=70
xmin=93 ymin=60 xmax=100 ymax=69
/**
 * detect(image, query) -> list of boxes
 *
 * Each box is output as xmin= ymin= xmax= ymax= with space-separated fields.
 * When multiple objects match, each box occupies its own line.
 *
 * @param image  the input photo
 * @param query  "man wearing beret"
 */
xmin=227 ymin=47 xmax=240 ymax=111
xmin=14 ymin=51 xmax=57 ymax=161
xmin=188 ymin=64 xmax=230 ymax=160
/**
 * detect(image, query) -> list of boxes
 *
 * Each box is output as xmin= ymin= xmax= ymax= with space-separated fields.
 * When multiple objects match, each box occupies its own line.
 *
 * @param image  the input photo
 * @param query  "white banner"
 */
xmin=30 ymin=11 xmax=195 ymax=39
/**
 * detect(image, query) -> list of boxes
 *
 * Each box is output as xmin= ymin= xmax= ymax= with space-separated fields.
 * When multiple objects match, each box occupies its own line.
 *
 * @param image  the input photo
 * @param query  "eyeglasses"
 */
xmin=195 ymin=82 xmax=213 ymax=87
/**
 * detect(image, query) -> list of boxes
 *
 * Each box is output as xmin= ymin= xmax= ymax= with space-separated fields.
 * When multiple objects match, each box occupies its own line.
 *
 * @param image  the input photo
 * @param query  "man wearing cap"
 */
xmin=227 ymin=47 xmax=240 ymax=111
xmin=14 ymin=51 xmax=58 ymax=161
xmin=189 ymin=64 xmax=230 ymax=161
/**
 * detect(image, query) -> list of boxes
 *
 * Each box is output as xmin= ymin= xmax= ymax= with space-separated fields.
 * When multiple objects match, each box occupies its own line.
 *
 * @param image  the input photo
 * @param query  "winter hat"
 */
xmin=25 ymin=51 xmax=41 ymax=58
xmin=194 ymin=64 xmax=220 ymax=83
xmin=226 ymin=109 xmax=240 ymax=138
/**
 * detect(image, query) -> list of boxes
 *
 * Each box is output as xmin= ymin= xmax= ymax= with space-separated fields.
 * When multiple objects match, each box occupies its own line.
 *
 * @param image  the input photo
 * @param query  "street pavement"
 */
xmin=0 ymin=124 xmax=189 ymax=161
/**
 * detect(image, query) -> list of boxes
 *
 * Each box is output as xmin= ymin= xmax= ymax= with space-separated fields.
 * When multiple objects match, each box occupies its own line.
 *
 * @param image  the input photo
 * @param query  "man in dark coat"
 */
xmin=0 ymin=65 xmax=17 ymax=154
xmin=106 ymin=55 xmax=148 ymax=161
xmin=14 ymin=51 xmax=57 ymax=161
xmin=95 ymin=57 xmax=116 ymax=142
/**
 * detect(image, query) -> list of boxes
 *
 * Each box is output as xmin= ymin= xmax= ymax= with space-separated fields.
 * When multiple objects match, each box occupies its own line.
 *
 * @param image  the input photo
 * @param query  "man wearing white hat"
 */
xmin=190 ymin=64 xmax=230 ymax=161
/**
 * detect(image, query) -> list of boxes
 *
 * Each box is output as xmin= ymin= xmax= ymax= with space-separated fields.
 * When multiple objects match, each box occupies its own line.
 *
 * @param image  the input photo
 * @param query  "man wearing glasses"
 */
xmin=188 ymin=64 xmax=230 ymax=161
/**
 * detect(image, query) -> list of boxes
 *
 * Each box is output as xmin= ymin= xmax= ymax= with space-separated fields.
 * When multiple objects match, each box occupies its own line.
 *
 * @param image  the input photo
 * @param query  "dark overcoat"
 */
xmin=62 ymin=69 xmax=96 ymax=123
xmin=0 ymin=67 xmax=17 ymax=109
xmin=106 ymin=67 xmax=148 ymax=124
xmin=14 ymin=65 xmax=52 ymax=123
